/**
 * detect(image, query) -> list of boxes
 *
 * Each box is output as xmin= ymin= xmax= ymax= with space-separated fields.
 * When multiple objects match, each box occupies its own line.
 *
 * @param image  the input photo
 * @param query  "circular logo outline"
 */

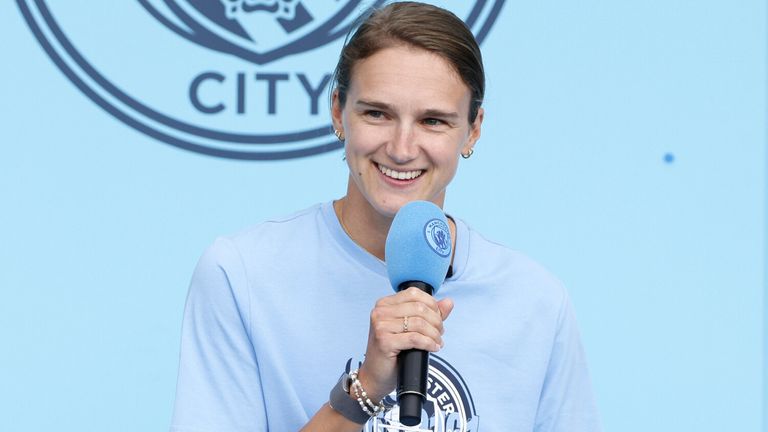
xmin=18 ymin=0 xmax=507 ymax=160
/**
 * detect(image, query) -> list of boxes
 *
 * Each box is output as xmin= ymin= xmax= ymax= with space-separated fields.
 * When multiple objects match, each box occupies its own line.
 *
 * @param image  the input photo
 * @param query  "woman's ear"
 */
xmin=463 ymin=107 xmax=484 ymax=154
xmin=331 ymin=89 xmax=344 ymax=135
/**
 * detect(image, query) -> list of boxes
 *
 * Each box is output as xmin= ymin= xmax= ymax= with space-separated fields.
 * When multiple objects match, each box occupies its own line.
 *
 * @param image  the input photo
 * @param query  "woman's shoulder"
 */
xmin=198 ymin=202 xmax=329 ymax=265
xmin=455 ymin=219 xmax=568 ymax=303
xmin=220 ymin=202 xmax=331 ymax=248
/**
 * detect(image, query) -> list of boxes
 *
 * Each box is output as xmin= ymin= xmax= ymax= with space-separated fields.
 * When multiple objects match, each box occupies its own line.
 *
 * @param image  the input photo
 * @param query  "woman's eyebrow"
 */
xmin=356 ymin=99 xmax=459 ymax=120
xmin=355 ymin=99 xmax=393 ymax=111
xmin=421 ymin=109 xmax=459 ymax=120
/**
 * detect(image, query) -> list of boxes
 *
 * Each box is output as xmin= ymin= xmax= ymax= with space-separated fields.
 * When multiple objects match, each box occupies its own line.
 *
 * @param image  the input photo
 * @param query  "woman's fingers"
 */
xmin=372 ymin=315 xmax=444 ymax=347
xmin=369 ymin=288 xmax=453 ymax=352
xmin=388 ymin=329 xmax=443 ymax=353
xmin=376 ymin=286 xmax=440 ymax=311
xmin=437 ymin=297 xmax=454 ymax=321
xmin=375 ymin=286 xmax=444 ymax=322
xmin=360 ymin=290 xmax=454 ymax=401
xmin=375 ymin=302 xmax=444 ymax=333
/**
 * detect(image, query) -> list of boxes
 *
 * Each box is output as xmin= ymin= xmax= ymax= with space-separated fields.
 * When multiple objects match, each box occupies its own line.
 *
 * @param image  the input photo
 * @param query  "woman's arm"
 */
xmin=302 ymin=287 xmax=454 ymax=431
xmin=172 ymin=239 xmax=452 ymax=431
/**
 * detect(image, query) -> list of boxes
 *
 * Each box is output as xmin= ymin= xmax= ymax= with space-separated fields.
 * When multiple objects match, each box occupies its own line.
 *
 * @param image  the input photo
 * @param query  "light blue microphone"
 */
xmin=385 ymin=200 xmax=452 ymax=294
xmin=384 ymin=200 xmax=452 ymax=426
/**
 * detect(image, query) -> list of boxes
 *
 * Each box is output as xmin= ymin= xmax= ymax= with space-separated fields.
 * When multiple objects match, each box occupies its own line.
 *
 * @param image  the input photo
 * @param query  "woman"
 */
xmin=171 ymin=2 xmax=600 ymax=431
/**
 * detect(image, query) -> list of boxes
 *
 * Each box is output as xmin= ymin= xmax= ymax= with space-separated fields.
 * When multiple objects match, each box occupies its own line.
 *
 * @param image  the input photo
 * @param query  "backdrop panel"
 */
xmin=1 ymin=1 xmax=765 ymax=431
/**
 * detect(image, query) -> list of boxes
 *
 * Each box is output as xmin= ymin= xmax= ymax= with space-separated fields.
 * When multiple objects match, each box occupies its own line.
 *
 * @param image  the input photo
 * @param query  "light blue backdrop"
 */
xmin=1 ymin=1 xmax=765 ymax=431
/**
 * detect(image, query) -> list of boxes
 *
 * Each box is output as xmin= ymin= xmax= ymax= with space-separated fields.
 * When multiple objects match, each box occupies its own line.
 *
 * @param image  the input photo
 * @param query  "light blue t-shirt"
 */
xmin=170 ymin=202 xmax=601 ymax=431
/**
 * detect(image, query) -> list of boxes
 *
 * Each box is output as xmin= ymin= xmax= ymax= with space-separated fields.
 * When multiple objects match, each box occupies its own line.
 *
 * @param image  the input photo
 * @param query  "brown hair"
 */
xmin=332 ymin=1 xmax=485 ymax=123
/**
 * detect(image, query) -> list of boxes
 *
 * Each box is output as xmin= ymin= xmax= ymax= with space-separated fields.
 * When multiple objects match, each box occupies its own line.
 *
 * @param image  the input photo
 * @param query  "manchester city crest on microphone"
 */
xmin=424 ymin=219 xmax=451 ymax=258
xmin=18 ymin=1 xmax=505 ymax=160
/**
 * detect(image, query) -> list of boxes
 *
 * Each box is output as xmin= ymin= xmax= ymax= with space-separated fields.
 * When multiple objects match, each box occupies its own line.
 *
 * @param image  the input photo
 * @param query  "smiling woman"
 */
xmin=170 ymin=2 xmax=601 ymax=432
xmin=333 ymin=45 xmax=482 ymax=247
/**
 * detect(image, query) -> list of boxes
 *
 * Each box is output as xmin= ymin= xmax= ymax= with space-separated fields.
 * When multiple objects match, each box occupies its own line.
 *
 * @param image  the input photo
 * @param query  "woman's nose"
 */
xmin=386 ymin=124 xmax=418 ymax=164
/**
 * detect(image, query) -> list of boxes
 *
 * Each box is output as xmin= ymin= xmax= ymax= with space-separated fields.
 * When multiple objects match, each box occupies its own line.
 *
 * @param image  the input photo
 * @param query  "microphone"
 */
xmin=385 ymin=201 xmax=452 ymax=426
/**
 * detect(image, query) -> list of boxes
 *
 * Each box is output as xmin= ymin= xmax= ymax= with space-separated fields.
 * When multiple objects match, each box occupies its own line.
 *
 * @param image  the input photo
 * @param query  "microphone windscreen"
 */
xmin=385 ymin=201 xmax=452 ymax=294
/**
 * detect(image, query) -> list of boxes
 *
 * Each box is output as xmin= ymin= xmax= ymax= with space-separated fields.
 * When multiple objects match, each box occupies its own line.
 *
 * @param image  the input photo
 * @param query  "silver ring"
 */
xmin=402 ymin=316 xmax=409 ymax=333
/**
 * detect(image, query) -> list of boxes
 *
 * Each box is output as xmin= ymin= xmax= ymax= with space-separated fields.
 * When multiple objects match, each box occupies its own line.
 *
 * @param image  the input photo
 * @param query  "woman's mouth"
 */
xmin=377 ymin=163 xmax=423 ymax=181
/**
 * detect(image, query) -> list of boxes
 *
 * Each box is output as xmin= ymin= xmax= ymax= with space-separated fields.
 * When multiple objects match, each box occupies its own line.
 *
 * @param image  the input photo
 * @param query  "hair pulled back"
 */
xmin=332 ymin=2 xmax=485 ymax=123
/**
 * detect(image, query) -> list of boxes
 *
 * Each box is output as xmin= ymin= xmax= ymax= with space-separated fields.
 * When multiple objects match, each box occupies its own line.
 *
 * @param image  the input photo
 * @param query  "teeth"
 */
xmin=378 ymin=164 xmax=423 ymax=180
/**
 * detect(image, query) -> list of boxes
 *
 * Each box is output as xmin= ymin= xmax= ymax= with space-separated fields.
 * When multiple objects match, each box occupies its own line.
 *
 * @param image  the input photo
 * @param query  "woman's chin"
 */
xmin=371 ymin=196 xmax=427 ymax=219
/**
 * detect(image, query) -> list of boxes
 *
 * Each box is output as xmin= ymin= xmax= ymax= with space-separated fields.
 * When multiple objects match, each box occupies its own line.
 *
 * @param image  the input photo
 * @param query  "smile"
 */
xmin=377 ymin=163 xmax=423 ymax=180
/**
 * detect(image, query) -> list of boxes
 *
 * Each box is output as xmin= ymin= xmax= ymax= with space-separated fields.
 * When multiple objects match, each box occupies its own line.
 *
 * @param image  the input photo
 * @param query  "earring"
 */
xmin=334 ymin=129 xmax=345 ymax=141
xmin=461 ymin=148 xmax=474 ymax=159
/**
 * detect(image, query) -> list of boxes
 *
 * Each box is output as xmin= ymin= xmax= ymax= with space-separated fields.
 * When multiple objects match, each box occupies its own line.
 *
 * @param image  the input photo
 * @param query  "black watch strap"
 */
xmin=329 ymin=372 xmax=371 ymax=424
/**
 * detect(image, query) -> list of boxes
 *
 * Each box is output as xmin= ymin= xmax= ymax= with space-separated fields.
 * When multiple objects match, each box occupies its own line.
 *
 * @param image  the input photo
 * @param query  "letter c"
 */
xmin=189 ymin=72 xmax=225 ymax=114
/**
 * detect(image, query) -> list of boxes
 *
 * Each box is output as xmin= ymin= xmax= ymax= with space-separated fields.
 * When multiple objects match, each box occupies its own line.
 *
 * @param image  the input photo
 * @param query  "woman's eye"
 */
xmin=366 ymin=110 xmax=384 ymax=119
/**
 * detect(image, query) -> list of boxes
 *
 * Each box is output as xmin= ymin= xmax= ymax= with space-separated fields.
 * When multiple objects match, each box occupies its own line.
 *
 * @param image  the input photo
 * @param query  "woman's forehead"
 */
xmin=346 ymin=46 xmax=471 ymax=111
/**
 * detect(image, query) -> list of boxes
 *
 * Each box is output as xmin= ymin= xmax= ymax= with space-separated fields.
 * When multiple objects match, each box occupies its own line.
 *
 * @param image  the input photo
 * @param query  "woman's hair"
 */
xmin=332 ymin=2 xmax=485 ymax=123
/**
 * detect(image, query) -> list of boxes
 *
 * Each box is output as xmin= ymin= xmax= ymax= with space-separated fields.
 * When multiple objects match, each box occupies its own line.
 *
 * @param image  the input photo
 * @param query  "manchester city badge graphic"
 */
xmin=349 ymin=355 xmax=479 ymax=432
xmin=19 ymin=1 xmax=504 ymax=160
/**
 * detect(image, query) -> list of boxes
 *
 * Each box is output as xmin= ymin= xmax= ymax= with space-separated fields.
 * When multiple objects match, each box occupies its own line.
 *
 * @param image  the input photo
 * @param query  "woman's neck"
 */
xmin=333 ymin=184 xmax=458 ymax=265
xmin=334 ymin=195 xmax=391 ymax=261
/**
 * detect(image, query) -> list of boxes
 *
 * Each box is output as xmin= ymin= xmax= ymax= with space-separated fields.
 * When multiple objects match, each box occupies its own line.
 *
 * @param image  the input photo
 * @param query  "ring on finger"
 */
xmin=402 ymin=316 xmax=409 ymax=333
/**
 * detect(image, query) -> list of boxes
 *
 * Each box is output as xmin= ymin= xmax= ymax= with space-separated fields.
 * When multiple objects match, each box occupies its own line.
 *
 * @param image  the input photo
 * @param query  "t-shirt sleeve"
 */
xmin=170 ymin=238 xmax=268 ymax=432
xmin=534 ymin=292 xmax=602 ymax=432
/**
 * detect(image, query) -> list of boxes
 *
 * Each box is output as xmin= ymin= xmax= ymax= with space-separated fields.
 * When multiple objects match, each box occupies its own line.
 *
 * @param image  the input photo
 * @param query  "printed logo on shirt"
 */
xmin=424 ymin=219 xmax=452 ymax=258
xmin=18 ymin=1 xmax=505 ymax=160
xmin=363 ymin=355 xmax=479 ymax=431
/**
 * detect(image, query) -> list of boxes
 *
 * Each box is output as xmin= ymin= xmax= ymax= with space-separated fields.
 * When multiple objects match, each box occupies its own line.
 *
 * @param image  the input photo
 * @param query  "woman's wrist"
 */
xmin=328 ymin=372 xmax=371 ymax=424
xmin=356 ymin=363 xmax=393 ymax=404
xmin=348 ymin=369 xmax=386 ymax=416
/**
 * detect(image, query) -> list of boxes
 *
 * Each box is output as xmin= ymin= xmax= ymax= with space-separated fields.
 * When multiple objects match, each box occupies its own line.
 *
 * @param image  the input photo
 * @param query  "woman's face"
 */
xmin=333 ymin=45 xmax=483 ymax=218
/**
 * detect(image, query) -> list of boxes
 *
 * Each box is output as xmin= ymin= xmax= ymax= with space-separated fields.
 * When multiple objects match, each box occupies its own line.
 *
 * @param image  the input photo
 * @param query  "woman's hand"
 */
xmin=357 ymin=287 xmax=454 ymax=402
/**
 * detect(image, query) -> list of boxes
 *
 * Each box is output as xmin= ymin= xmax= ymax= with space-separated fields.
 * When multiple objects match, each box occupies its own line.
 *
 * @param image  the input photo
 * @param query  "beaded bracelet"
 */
xmin=349 ymin=369 xmax=385 ymax=416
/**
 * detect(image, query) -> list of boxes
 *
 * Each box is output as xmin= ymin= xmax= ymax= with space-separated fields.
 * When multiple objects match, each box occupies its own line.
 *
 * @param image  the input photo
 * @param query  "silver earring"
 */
xmin=461 ymin=148 xmax=474 ymax=159
xmin=334 ymin=129 xmax=345 ymax=141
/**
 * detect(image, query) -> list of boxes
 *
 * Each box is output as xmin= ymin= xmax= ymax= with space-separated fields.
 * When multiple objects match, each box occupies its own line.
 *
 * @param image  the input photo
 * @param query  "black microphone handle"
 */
xmin=396 ymin=281 xmax=433 ymax=427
